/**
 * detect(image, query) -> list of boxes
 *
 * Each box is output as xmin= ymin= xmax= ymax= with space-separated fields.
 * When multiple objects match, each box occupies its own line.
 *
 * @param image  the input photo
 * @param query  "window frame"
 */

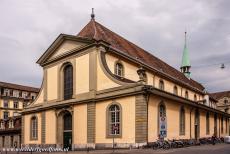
xmin=63 ymin=64 xmax=73 ymax=100
xmin=106 ymin=103 xmax=122 ymax=138
xmin=30 ymin=116 xmax=38 ymax=140
xmin=3 ymin=100 xmax=9 ymax=108
xmin=185 ymin=91 xmax=189 ymax=99
xmin=173 ymin=86 xmax=178 ymax=95
xmin=114 ymin=61 xmax=124 ymax=77
xmin=179 ymin=106 xmax=185 ymax=135
xmin=3 ymin=111 xmax=9 ymax=120
xmin=159 ymin=80 xmax=164 ymax=90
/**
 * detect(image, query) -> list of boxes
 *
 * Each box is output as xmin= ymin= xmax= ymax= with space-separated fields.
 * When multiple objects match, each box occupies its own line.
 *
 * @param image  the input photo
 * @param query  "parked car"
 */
xmin=224 ymin=136 xmax=230 ymax=143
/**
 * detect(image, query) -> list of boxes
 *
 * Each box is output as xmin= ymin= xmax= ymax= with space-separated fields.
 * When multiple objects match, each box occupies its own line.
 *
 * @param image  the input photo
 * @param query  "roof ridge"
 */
xmin=0 ymin=81 xmax=40 ymax=92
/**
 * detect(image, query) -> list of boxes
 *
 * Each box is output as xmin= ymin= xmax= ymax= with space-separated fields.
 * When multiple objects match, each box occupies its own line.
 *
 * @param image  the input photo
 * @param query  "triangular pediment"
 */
xmin=37 ymin=34 xmax=94 ymax=66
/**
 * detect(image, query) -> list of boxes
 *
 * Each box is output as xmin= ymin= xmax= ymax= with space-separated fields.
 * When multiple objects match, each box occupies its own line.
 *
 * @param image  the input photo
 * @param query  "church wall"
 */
xmin=95 ymin=96 xmax=136 ymax=144
xmin=147 ymin=95 xmax=225 ymax=142
xmin=47 ymin=66 xmax=58 ymax=101
xmin=45 ymin=110 xmax=56 ymax=144
xmin=75 ymin=54 xmax=89 ymax=94
xmin=73 ymin=103 xmax=87 ymax=144
xmin=33 ymin=87 xmax=44 ymax=105
xmin=24 ymin=113 xmax=42 ymax=144
xmin=97 ymin=53 xmax=120 ymax=91
xmin=105 ymin=53 xmax=139 ymax=82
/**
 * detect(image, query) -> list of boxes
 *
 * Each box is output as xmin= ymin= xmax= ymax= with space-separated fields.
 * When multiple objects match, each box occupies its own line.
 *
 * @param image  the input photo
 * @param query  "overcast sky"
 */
xmin=0 ymin=0 xmax=229 ymax=93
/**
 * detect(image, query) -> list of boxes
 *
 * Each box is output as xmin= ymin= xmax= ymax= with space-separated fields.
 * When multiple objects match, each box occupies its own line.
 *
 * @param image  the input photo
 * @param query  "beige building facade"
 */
xmin=22 ymin=16 xmax=230 ymax=150
xmin=0 ymin=82 xmax=39 ymax=148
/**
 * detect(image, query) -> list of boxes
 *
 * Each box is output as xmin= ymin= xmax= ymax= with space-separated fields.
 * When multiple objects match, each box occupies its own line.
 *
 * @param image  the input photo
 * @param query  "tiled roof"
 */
xmin=210 ymin=91 xmax=230 ymax=100
xmin=77 ymin=19 xmax=205 ymax=91
xmin=0 ymin=81 xmax=40 ymax=93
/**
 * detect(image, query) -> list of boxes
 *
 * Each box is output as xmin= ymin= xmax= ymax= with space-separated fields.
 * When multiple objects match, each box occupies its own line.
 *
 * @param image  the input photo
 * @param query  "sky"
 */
xmin=0 ymin=0 xmax=229 ymax=93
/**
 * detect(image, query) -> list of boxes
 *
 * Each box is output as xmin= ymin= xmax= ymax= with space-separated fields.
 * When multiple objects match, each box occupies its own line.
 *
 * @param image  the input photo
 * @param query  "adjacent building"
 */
xmin=0 ymin=81 xmax=39 ymax=148
xmin=22 ymin=13 xmax=230 ymax=150
xmin=211 ymin=91 xmax=230 ymax=114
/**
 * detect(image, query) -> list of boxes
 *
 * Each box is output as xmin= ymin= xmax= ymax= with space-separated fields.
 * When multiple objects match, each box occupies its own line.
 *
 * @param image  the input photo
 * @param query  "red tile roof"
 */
xmin=77 ymin=19 xmax=205 ymax=91
xmin=210 ymin=91 xmax=230 ymax=100
xmin=0 ymin=81 xmax=40 ymax=93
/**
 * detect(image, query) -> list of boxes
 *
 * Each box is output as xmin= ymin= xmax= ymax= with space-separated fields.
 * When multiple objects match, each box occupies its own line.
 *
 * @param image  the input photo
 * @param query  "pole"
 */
xmin=112 ymin=136 xmax=114 ymax=153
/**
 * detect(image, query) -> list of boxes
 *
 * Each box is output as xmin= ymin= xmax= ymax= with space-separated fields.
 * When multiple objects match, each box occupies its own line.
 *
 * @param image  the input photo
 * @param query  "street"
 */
xmin=66 ymin=143 xmax=230 ymax=154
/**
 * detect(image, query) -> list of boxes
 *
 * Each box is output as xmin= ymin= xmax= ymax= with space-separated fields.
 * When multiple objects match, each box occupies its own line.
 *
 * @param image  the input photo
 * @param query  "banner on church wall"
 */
xmin=159 ymin=116 xmax=167 ymax=138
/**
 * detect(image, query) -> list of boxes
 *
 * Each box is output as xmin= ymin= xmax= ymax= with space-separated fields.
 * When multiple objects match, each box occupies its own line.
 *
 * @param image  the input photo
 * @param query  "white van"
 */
xmin=224 ymin=136 xmax=230 ymax=143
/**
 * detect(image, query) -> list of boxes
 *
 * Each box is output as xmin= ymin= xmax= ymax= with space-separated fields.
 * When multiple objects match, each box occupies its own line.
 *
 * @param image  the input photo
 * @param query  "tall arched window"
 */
xmin=31 ymin=116 xmax=38 ymax=140
xmin=173 ymin=86 xmax=178 ymax=95
xmin=108 ymin=104 xmax=121 ymax=136
xmin=63 ymin=65 xmax=73 ymax=100
xmin=115 ymin=62 xmax=124 ymax=77
xmin=159 ymin=80 xmax=164 ymax=90
xmin=179 ymin=107 xmax=185 ymax=135
xmin=185 ymin=91 xmax=189 ymax=99
xmin=206 ymin=112 xmax=210 ymax=134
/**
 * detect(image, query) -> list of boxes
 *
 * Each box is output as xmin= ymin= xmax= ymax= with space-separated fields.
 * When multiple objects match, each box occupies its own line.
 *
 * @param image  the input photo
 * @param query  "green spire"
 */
xmin=181 ymin=32 xmax=190 ymax=67
xmin=181 ymin=32 xmax=191 ymax=78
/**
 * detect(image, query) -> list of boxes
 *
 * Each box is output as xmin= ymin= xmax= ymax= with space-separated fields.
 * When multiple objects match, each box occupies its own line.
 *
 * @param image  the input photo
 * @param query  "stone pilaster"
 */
xmin=135 ymin=94 xmax=148 ymax=143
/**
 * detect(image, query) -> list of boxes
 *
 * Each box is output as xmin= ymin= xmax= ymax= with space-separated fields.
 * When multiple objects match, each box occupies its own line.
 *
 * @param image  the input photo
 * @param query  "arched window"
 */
xmin=206 ymin=112 xmax=210 ymax=134
xmin=159 ymin=80 xmax=164 ymax=90
xmin=194 ymin=94 xmax=197 ymax=101
xmin=31 ymin=116 xmax=38 ymax=140
xmin=179 ymin=107 xmax=185 ymax=135
xmin=173 ymin=86 xmax=178 ymax=95
xmin=108 ymin=104 xmax=121 ymax=136
xmin=185 ymin=91 xmax=189 ymax=99
xmin=63 ymin=65 xmax=73 ymax=100
xmin=115 ymin=62 xmax=124 ymax=77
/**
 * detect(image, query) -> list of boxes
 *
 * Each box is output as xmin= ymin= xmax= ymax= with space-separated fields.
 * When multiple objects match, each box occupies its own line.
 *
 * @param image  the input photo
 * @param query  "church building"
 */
xmin=22 ymin=11 xmax=230 ymax=150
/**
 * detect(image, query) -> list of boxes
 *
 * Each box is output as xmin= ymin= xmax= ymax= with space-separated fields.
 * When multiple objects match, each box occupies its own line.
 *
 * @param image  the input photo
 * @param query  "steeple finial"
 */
xmin=91 ymin=8 xmax=95 ymax=20
xmin=181 ymin=31 xmax=191 ymax=79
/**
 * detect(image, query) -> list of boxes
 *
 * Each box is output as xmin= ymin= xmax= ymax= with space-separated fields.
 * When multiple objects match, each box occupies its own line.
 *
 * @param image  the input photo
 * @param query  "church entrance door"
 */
xmin=63 ymin=112 xmax=72 ymax=150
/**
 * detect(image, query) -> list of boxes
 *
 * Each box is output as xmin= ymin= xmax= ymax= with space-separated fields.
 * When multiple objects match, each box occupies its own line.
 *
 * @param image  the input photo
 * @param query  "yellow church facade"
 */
xmin=22 ymin=15 xmax=229 ymax=150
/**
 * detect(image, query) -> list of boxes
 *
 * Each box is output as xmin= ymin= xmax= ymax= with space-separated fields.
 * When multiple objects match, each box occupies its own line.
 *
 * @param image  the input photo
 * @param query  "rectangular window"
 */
xmin=13 ymin=101 xmax=19 ymax=109
xmin=4 ymin=89 xmax=10 ymax=96
xmin=13 ymin=90 xmax=19 ymax=98
xmin=22 ymin=92 xmax=27 ymax=98
xmin=3 ymin=100 xmax=9 ymax=108
xmin=3 ymin=112 xmax=9 ymax=120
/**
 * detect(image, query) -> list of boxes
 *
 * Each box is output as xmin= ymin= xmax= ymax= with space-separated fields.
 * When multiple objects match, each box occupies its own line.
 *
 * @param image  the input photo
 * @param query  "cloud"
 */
xmin=0 ymin=0 xmax=229 ymax=92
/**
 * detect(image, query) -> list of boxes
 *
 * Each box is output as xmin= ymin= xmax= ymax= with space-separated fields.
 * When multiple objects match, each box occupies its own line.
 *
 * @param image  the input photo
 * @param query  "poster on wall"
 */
xmin=159 ymin=116 xmax=167 ymax=138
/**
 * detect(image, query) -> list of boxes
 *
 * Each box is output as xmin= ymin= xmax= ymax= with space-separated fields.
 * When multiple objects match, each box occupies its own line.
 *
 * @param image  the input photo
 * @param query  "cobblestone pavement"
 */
xmin=1 ymin=144 xmax=230 ymax=154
